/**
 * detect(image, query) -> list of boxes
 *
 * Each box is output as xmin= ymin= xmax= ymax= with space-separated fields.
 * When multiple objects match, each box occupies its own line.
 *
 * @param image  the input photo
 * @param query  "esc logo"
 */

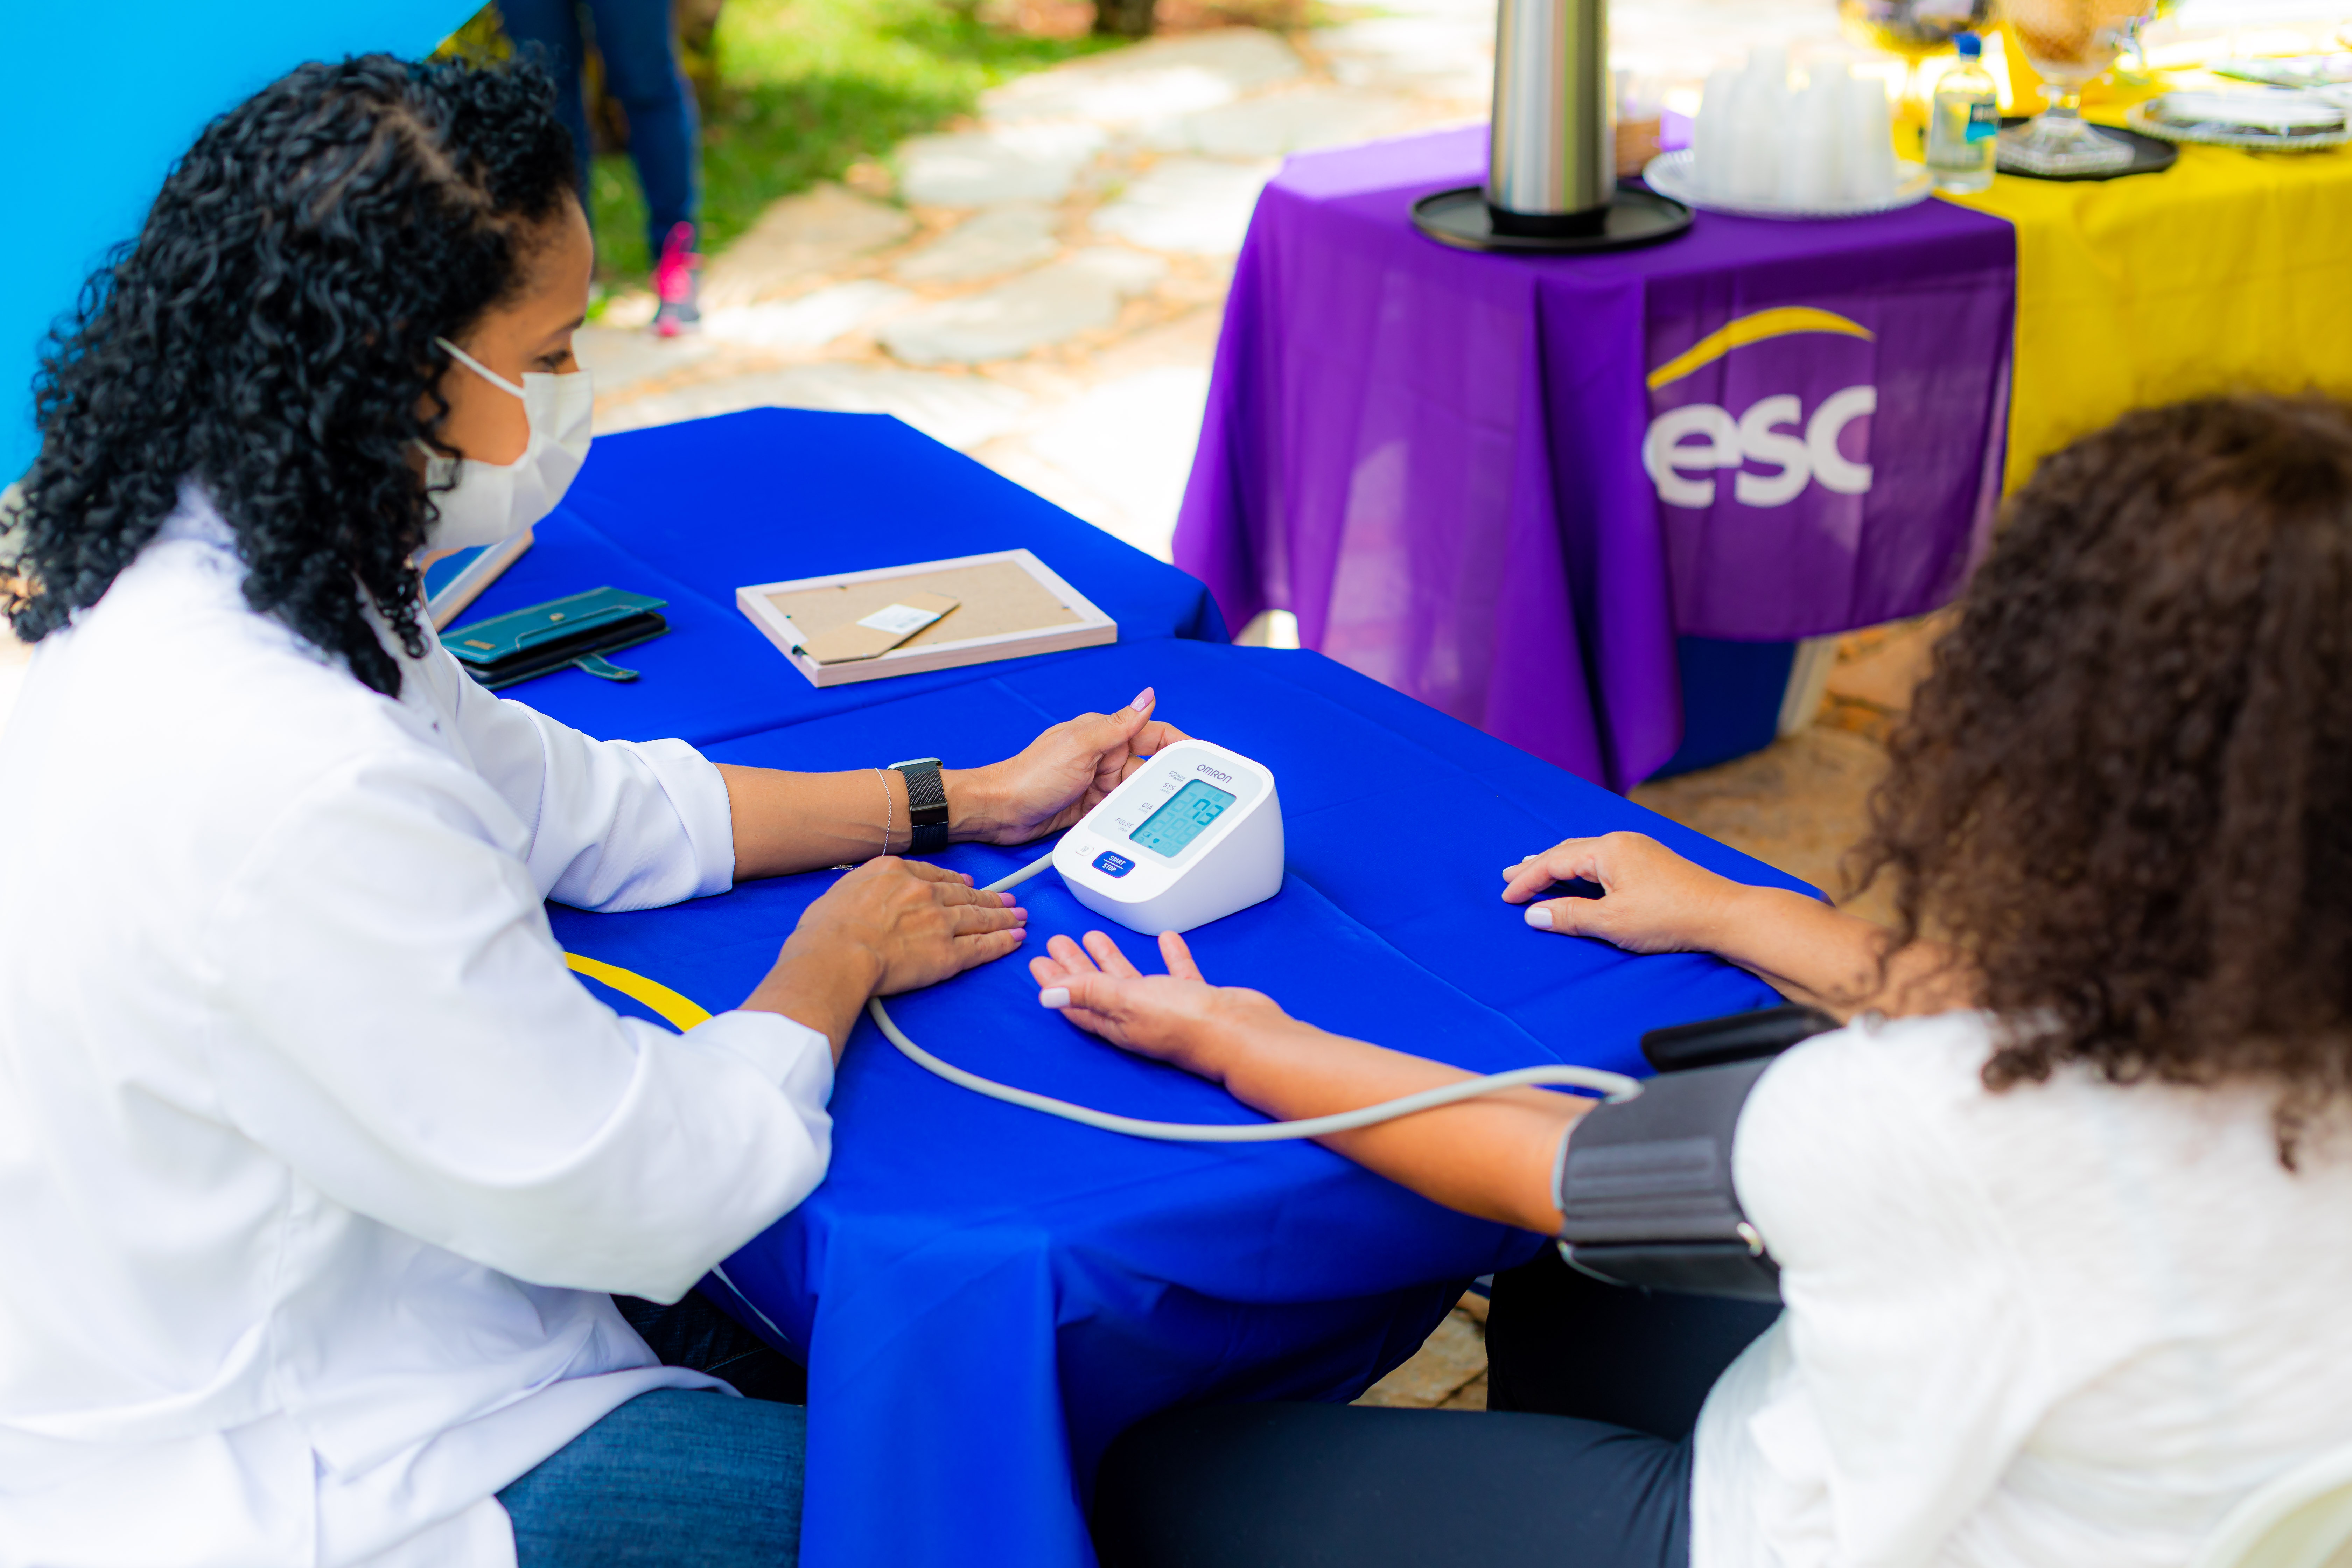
xmin=1640 ymin=308 xmax=1878 ymax=511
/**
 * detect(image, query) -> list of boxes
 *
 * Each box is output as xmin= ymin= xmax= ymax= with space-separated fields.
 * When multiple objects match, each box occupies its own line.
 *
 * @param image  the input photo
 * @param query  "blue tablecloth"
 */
xmin=464 ymin=408 xmax=1229 ymax=746
xmin=517 ymin=411 xmax=1808 ymax=1568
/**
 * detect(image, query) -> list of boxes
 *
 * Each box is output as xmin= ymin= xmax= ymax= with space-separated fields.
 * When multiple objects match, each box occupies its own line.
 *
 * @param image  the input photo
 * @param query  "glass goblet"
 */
xmin=1997 ymin=0 xmax=2157 ymax=174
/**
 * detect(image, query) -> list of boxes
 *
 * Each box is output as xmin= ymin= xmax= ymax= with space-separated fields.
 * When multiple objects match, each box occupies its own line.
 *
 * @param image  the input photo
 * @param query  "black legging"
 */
xmin=615 ymin=1289 xmax=808 ymax=1405
xmin=1091 ymin=1248 xmax=1780 ymax=1568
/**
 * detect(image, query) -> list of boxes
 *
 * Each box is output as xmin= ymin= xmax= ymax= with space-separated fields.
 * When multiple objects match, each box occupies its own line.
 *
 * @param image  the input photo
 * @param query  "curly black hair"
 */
xmin=1856 ymin=395 xmax=2352 ymax=1157
xmin=2 ymin=55 xmax=576 ymax=695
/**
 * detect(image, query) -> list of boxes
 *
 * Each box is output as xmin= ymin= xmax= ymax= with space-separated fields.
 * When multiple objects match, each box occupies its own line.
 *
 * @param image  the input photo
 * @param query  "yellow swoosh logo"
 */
xmin=1646 ymin=307 xmax=1876 ymax=391
xmin=565 ymin=952 xmax=713 ymax=1031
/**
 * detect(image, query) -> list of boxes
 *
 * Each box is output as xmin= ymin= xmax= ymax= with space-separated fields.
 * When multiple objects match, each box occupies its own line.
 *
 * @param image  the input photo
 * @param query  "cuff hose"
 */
xmin=864 ymin=852 xmax=1642 ymax=1142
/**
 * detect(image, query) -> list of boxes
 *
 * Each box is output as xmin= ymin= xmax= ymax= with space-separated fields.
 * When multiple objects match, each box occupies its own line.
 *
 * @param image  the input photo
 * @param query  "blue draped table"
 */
xmin=492 ymin=409 xmax=1807 ymax=1568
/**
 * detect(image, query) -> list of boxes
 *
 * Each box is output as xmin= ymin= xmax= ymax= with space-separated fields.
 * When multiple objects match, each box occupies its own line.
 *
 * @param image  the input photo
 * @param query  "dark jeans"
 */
xmin=1091 ymin=1248 xmax=1780 ymax=1568
xmin=500 ymin=0 xmax=701 ymax=259
xmin=497 ymin=1289 xmax=809 ymax=1566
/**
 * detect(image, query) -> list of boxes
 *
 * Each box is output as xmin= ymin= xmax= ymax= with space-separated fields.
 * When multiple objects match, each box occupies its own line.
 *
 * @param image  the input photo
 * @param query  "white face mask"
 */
xmin=419 ymin=338 xmax=594 ymax=552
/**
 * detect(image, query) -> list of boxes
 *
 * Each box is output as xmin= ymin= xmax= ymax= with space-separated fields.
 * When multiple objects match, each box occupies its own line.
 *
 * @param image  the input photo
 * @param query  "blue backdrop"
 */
xmin=0 ymin=2 xmax=474 ymax=482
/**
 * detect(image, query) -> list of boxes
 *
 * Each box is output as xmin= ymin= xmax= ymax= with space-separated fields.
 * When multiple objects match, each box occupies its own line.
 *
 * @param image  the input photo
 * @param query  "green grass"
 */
xmin=589 ymin=0 xmax=1116 ymax=284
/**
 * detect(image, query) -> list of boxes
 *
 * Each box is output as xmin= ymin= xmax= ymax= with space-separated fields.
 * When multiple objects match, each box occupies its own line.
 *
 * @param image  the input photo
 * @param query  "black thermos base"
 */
xmin=1412 ymin=183 xmax=1695 ymax=254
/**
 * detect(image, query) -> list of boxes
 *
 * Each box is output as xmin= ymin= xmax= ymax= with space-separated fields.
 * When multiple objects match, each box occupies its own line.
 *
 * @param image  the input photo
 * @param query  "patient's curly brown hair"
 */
xmin=1857 ymin=395 xmax=2352 ymax=1156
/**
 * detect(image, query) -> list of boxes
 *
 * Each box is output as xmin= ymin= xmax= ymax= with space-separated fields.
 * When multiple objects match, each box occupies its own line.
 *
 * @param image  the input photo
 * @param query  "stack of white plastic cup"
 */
xmin=1689 ymin=49 xmax=1898 ymax=210
xmin=1727 ymin=46 xmax=1790 ymax=204
xmin=1843 ymin=74 xmax=1896 ymax=202
xmin=1784 ymin=64 xmax=1848 ymax=206
xmin=1693 ymin=65 xmax=1741 ymax=194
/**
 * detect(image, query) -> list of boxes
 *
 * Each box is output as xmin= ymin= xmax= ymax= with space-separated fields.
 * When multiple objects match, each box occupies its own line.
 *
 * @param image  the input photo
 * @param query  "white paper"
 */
xmin=856 ymin=602 xmax=946 ymax=636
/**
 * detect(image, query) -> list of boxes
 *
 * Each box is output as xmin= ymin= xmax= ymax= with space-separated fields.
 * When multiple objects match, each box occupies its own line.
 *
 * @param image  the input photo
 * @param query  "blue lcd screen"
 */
xmin=1130 ymin=778 xmax=1236 ymax=859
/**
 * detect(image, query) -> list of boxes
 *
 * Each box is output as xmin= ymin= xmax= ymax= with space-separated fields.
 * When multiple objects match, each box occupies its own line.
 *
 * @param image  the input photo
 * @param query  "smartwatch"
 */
xmin=889 ymin=757 xmax=951 ymax=855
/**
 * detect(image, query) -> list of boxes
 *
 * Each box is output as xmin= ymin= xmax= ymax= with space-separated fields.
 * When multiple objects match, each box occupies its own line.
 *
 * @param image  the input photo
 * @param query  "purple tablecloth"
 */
xmin=1175 ymin=127 xmax=2015 ymax=788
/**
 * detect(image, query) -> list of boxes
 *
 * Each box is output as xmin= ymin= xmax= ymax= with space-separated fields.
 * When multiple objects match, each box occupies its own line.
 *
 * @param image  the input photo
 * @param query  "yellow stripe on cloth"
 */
xmin=564 ymin=953 xmax=713 ymax=1031
xmin=1645 ymin=307 xmax=1876 ymax=390
xmin=1942 ymin=126 xmax=2352 ymax=494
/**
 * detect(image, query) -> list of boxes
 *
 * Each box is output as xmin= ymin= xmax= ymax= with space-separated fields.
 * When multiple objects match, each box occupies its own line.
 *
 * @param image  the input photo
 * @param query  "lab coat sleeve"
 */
xmin=428 ymin=641 xmax=736 ymax=912
xmin=200 ymin=747 xmax=832 ymax=1301
xmin=1726 ymin=1026 xmax=2053 ymax=1568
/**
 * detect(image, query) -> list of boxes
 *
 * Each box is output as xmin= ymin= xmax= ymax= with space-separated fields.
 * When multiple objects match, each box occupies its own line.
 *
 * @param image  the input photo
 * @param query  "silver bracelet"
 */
xmin=874 ymin=766 xmax=895 ymax=859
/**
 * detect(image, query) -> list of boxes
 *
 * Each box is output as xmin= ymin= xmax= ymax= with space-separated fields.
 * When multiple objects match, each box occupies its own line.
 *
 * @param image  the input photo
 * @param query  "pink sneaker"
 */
xmin=652 ymin=222 xmax=702 ymax=339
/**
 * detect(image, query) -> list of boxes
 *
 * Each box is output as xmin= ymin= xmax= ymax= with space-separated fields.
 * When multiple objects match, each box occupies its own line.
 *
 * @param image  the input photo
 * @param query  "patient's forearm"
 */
xmin=1199 ymin=1006 xmax=1588 ymax=1234
xmin=1705 ymin=884 xmax=1975 ymax=1018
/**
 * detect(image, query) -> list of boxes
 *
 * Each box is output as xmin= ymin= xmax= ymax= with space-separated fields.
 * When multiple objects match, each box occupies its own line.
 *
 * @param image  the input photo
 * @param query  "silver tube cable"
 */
xmin=863 ymin=853 xmax=1643 ymax=1142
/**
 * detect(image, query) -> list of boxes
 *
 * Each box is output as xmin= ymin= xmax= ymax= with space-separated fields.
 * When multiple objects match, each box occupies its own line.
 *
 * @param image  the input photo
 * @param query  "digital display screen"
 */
xmin=1130 ymin=778 xmax=1236 ymax=859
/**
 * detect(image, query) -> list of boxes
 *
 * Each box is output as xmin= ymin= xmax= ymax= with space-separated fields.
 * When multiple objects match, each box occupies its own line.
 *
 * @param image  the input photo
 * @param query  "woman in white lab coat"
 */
xmin=0 ymin=56 xmax=1177 ymax=1568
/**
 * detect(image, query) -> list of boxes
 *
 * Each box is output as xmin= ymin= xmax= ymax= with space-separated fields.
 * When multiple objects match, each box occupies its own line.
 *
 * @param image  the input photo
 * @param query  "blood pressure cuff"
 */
xmin=1556 ymin=1003 xmax=1837 ymax=1303
xmin=1556 ymin=1057 xmax=1783 ymax=1302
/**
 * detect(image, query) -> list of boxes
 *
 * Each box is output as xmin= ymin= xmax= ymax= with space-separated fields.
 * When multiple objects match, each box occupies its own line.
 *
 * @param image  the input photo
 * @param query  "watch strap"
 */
xmin=890 ymin=757 xmax=950 ymax=854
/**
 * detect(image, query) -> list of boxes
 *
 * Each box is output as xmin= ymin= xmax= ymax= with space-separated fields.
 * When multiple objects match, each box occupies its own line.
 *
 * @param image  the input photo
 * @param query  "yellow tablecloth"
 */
xmin=1941 ymin=132 xmax=2352 ymax=492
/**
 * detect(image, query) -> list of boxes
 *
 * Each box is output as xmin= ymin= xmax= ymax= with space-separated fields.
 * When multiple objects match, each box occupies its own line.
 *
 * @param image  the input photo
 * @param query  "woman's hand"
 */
xmin=950 ymin=690 xmax=1189 ymax=847
xmin=1500 ymin=831 xmax=1749 ymax=954
xmin=715 ymin=689 xmax=1187 ymax=878
xmin=1029 ymin=929 xmax=1284 ymax=1084
xmin=794 ymin=857 xmax=1028 ymax=994
xmin=741 ymin=859 xmax=1027 ymax=1056
xmin=1506 ymin=831 xmax=1973 ymax=1018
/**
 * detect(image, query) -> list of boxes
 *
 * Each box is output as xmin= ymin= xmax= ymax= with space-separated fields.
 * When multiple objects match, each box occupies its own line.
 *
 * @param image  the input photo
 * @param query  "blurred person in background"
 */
xmin=501 ymin=0 xmax=707 ymax=335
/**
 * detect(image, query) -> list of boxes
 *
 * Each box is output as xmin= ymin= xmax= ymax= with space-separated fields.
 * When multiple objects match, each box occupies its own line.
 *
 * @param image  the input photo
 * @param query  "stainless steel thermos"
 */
xmin=1486 ymin=0 xmax=1614 ymax=233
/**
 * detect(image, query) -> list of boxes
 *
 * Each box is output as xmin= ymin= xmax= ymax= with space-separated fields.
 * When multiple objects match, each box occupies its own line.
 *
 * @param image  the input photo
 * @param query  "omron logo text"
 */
xmin=1195 ymin=764 xmax=1233 ymax=783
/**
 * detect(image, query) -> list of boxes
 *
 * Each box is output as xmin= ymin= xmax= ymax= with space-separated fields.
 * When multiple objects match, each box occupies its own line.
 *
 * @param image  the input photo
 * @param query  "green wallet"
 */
xmin=443 ymin=587 xmax=669 ymax=691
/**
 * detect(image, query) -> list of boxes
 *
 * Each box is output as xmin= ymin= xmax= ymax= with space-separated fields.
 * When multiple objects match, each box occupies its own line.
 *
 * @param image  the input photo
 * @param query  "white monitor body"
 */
xmin=1052 ymin=739 xmax=1283 ymax=935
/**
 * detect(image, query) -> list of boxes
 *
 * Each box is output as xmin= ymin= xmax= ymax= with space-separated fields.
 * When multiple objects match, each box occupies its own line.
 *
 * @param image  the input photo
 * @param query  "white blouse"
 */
xmin=1694 ymin=1012 xmax=2352 ymax=1568
xmin=0 ymin=492 xmax=836 ymax=1567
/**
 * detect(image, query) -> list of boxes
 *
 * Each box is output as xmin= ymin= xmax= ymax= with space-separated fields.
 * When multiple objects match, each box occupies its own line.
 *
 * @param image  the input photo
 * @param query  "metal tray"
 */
xmin=2127 ymin=93 xmax=2352 ymax=151
xmin=1640 ymin=149 xmax=1935 ymax=220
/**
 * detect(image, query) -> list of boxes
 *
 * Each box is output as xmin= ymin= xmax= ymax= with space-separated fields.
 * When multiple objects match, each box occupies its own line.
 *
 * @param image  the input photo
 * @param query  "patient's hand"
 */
xmin=1029 ymin=930 xmax=1284 ymax=1084
xmin=1500 ymin=831 xmax=1749 ymax=955
xmin=1037 ymin=930 xmax=1587 ymax=1233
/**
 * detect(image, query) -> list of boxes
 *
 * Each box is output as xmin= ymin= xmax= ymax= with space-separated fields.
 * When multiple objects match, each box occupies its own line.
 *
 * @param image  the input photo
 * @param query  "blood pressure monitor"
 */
xmin=866 ymin=734 xmax=1640 ymax=1143
xmin=1051 ymin=739 xmax=1283 ymax=934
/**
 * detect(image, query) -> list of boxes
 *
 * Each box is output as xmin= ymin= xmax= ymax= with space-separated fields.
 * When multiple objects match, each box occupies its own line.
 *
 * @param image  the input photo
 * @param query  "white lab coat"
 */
xmin=0 ymin=489 xmax=835 ymax=1568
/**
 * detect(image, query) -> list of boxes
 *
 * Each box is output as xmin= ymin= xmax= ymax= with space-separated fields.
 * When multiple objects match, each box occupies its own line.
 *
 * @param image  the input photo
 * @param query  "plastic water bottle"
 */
xmin=1927 ymin=34 xmax=1999 ymax=193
